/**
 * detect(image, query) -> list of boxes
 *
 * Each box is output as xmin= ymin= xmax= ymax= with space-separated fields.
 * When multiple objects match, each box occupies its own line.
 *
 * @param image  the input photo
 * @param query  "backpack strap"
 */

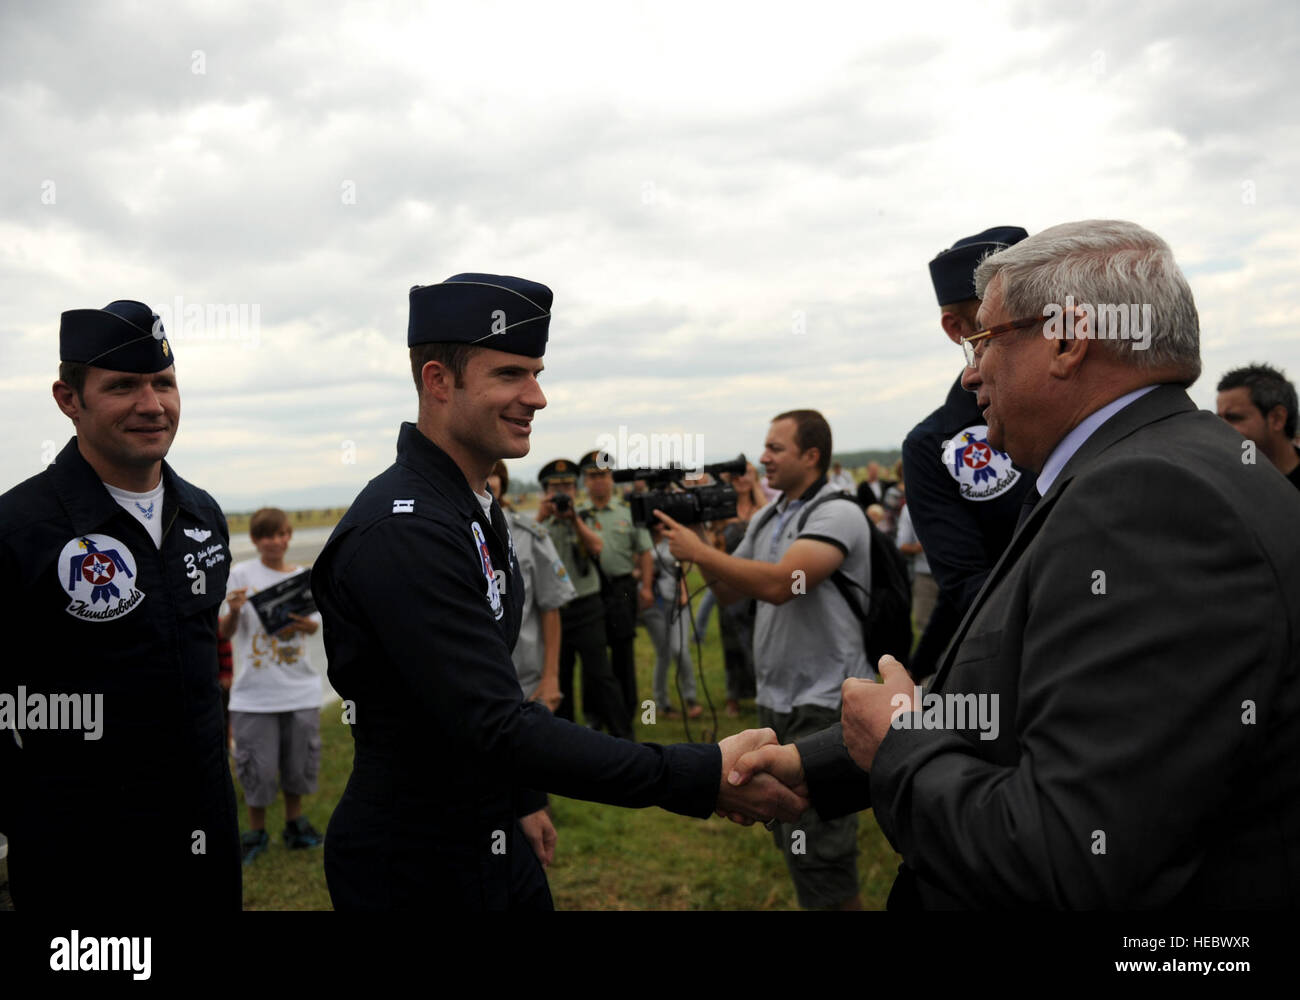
xmin=750 ymin=499 xmax=782 ymax=538
xmin=794 ymin=490 xmax=857 ymax=533
xmin=796 ymin=492 xmax=870 ymax=621
xmin=751 ymin=491 xmax=870 ymax=620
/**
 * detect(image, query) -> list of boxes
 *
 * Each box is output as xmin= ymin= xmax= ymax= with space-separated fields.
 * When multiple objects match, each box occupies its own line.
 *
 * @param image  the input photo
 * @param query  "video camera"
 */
xmin=613 ymin=456 xmax=748 ymax=527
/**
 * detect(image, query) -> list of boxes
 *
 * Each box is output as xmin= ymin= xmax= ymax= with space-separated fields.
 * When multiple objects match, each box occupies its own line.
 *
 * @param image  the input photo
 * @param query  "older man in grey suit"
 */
xmin=730 ymin=220 xmax=1300 ymax=908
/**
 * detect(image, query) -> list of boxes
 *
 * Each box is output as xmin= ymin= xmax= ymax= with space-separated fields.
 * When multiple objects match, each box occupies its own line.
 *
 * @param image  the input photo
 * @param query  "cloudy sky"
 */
xmin=2 ymin=0 xmax=1297 ymax=511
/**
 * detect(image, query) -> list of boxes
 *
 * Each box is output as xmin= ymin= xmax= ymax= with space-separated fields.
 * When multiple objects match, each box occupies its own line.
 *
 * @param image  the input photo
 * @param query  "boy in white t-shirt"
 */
xmin=219 ymin=508 xmax=324 ymax=865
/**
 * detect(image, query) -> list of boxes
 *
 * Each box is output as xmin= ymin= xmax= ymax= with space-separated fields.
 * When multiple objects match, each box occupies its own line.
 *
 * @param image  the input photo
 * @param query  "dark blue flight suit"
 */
xmin=0 ymin=438 xmax=239 ymax=910
xmin=902 ymin=377 xmax=1032 ymax=678
xmin=313 ymin=423 xmax=720 ymax=910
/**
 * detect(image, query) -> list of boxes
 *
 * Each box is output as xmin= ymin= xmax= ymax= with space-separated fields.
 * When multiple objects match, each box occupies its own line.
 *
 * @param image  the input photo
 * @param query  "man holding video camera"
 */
xmin=656 ymin=409 xmax=870 ymax=910
xmin=537 ymin=458 xmax=633 ymax=740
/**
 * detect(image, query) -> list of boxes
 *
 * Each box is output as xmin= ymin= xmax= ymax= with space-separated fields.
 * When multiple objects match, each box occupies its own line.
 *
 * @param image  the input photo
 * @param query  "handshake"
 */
xmin=711 ymin=657 xmax=916 ymax=825
xmin=714 ymin=728 xmax=807 ymax=825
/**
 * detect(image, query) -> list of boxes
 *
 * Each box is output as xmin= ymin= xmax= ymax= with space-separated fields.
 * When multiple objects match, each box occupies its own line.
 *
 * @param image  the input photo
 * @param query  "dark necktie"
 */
xmin=1016 ymin=486 xmax=1042 ymax=531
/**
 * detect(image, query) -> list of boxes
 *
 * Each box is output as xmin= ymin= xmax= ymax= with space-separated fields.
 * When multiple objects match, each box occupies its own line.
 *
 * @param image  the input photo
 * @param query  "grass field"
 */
xmin=237 ymin=572 xmax=902 ymax=910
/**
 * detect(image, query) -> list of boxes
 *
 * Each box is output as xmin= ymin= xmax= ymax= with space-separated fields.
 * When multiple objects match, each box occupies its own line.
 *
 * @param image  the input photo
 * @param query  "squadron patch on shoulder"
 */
xmin=471 ymin=521 xmax=504 ymax=620
xmin=941 ymin=424 xmax=1021 ymax=501
xmin=58 ymin=534 xmax=146 ymax=621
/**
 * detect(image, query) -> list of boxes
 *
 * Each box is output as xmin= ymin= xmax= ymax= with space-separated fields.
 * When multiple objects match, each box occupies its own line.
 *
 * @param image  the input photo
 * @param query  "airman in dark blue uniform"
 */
xmin=0 ymin=301 xmax=239 ymax=910
xmin=313 ymin=274 xmax=806 ymax=910
xmin=903 ymin=228 xmax=1034 ymax=678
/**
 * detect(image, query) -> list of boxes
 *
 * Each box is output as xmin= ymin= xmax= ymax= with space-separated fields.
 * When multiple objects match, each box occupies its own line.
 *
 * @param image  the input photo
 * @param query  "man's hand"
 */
xmin=728 ymin=741 xmax=805 ymax=791
xmin=653 ymin=510 xmax=710 ymax=565
xmin=519 ymin=808 xmax=557 ymax=868
xmin=842 ymin=655 xmax=916 ymax=771
xmin=531 ymin=679 xmax=563 ymax=713
xmin=638 ymin=585 xmax=653 ymax=610
xmin=219 ymin=587 xmax=248 ymax=639
xmin=537 ymin=495 xmax=572 ymax=522
xmin=715 ymin=728 xmax=809 ymax=825
xmin=276 ymin=612 xmax=318 ymax=638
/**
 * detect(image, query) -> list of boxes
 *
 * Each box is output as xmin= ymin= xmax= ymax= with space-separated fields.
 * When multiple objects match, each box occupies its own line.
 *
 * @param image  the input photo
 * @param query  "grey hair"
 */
xmin=973 ymin=220 xmax=1201 ymax=385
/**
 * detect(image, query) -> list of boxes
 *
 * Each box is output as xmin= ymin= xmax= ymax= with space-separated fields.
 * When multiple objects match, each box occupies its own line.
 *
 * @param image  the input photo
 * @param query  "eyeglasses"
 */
xmin=960 ymin=316 xmax=1043 ymax=368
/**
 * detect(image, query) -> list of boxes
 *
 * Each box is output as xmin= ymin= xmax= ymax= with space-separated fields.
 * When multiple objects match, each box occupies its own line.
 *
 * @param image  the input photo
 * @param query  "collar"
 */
xmin=396 ymin=422 xmax=484 ymax=520
xmin=777 ymin=474 xmax=828 ymax=512
xmin=945 ymin=373 xmax=981 ymax=420
xmin=1036 ymin=385 xmax=1160 ymax=496
xmin=48 ymin=436 xmax=207 ymax=535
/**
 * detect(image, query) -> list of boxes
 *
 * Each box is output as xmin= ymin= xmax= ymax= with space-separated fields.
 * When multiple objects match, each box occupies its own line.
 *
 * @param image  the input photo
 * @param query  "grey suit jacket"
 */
xmin=798 ymin=385 xmax=1300 ymax=907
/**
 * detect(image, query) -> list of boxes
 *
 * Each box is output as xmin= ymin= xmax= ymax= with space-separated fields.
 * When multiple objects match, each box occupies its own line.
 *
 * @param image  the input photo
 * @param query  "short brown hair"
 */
xmin=58 ymin=361 xmax=90 ymax=403
xmin=410 ymin=343 xmax=482 ymax=395
xmin=773 ymin=409 xmax=832 ymax=475
xmin=249 ymin=507 xmax=291 ymax=540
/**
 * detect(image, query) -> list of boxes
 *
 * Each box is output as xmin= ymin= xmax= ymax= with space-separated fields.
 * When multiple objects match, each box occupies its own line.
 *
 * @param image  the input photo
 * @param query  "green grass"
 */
xmin=234 ymin=707 xmax=351 ymax=910
xmin=236 ymin=570 xmax=901 ymax=909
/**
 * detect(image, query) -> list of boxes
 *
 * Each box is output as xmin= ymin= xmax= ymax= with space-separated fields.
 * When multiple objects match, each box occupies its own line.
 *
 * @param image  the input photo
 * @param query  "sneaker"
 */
xmin=283 ymin=816 xmax=323 ymax=849
xmin=240 ymin=829 xmax=269 ymax=865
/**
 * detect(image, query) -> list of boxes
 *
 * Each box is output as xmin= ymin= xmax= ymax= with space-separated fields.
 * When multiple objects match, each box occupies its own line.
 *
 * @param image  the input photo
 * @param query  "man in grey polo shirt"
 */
xmin=656 ymin=408 xmax=870 ymax=910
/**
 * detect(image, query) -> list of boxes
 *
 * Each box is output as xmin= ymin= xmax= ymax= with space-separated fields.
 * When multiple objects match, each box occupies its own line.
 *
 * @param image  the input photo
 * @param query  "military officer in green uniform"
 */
xmin=578 ymin=450 xmax=652 ymax=734
xmin=537 ymin=459 xmax=632 ymax=740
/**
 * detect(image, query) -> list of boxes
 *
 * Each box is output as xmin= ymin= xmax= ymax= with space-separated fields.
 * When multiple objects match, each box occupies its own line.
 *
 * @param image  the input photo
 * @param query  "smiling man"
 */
xmin=732 ymin=222 xmax=1300 ymax=908
xmin=0 ymin=300 xmax=239 ymax=911
xmin=311 ymin=274 xmax=807 ymax=910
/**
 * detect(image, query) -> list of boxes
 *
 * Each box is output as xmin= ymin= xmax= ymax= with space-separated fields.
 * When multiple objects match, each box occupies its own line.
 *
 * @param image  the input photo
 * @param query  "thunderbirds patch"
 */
xmin=58 ymin=534 xmax=145 ymax=622
xmin=942 ymin=425 xmax=1021 ymax=501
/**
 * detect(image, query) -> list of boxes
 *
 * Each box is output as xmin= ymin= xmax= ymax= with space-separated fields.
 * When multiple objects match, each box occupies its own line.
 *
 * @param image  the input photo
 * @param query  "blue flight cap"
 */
xmin=408 ymin=273 xmax=551 ymax=357
xmin=929 ymin=227 xmax=1029 ymax=306
xmin=59 ymin=300 xmax=173 ymax=372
